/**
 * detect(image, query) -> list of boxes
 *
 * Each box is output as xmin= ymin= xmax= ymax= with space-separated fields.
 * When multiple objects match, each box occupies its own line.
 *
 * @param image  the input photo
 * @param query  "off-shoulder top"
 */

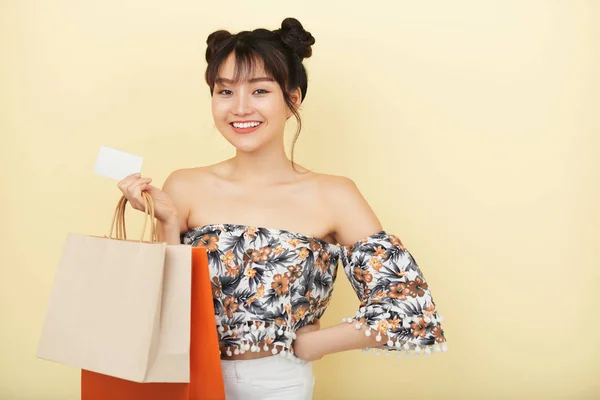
xmin=181 ymin=223 xmax=447 ymax=359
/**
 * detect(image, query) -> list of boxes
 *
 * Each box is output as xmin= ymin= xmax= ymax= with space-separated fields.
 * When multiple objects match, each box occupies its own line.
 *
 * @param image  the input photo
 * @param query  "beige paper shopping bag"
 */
xmin=144 ymin=241 xmax=192 ymax=383
xmin=37 ymin=192 xmax=192 ymax=383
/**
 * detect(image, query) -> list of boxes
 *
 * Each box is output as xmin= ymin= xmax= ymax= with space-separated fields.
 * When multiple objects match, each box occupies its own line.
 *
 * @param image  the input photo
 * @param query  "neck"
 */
xmin=228 ymin=141 xmax=301 ymax=185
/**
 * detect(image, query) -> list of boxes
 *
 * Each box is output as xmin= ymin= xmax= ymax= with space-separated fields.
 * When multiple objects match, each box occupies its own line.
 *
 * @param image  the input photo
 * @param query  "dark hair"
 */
xmin=204 ymin=17 xmax=315 ymax=165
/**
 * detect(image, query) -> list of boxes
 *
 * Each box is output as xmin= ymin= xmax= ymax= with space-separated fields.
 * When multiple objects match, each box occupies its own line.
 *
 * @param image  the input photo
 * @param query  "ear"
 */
xmin=286 ymin=88 xmax=303 ymax=118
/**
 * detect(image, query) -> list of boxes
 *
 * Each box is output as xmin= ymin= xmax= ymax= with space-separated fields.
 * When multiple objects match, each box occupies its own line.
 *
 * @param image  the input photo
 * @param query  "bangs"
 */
xmin=205 ymin=38 xmax=289 ymax=92
xmin=227 ymin=53 xmax=272 ymax=85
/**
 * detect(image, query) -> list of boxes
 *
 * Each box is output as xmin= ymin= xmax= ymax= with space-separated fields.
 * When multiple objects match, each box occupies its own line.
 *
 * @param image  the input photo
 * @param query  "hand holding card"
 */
xmin=95 ymin=146 xmax=179 ymax=226
xmin=116 ymin=173 xmax=179 ymax=226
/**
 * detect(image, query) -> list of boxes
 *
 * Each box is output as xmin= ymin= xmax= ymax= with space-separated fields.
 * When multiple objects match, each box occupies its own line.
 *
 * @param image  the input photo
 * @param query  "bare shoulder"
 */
xmin=161 ymin=166 xmax=211 ymax=206
xmin=313 ymin=173 xmax=366 ymax=207
xmin=163 ymin=165 xmax=219 ymax=190
xmin=314 ymin=173 xmax=360 ymax=196
xmin=314 ymin=173 xmax=383 ymax=245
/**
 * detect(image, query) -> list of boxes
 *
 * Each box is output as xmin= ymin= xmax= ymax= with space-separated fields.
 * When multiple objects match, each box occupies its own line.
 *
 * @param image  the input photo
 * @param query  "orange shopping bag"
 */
xmin=81 ymin=248 xmax=225 ymax=400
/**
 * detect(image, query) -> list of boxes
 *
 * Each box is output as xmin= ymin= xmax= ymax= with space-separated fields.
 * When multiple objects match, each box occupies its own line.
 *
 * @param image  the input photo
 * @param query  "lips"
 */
xmin=229 ymin=121 xmax=263 ymax=135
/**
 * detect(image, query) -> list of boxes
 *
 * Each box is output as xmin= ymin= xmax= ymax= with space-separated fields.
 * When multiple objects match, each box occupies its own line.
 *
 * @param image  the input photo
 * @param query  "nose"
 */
xmin=233 ymin=92 xmax=252 ymax=116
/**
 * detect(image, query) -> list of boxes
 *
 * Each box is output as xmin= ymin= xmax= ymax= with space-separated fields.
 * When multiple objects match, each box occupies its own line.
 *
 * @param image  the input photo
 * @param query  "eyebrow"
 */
xmin=215 ymin=77 xmax=275 ymax=85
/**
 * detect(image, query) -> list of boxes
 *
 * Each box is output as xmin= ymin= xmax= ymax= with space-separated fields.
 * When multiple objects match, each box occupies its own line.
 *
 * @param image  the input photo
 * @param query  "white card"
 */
xmin=94 ymin=146 xmax=144 ymax=180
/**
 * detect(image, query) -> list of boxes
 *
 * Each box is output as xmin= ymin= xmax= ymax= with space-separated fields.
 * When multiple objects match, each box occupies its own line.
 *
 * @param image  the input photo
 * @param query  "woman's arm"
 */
xmin=294 ymin=319 xmax=389 ymax=361
xmin=326 ymin=176 xmax=383 ymax=245
xmin=294 ymin=176 xmax=388 ymax=361
xmin=156 ymin=218 xmax=183 ymax=245
xmin=154 ymin=170 xmax=191 ymax=245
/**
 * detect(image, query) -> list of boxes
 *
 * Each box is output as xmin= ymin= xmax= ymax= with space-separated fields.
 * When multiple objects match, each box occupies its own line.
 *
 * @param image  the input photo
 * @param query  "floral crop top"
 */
xmin=181 ymin=224 xmax=447 ymax=359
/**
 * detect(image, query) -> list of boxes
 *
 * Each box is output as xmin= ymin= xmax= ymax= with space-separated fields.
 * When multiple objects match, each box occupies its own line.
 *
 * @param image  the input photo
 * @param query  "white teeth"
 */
xmin=232 ymin=122 xmax=260 ymax=129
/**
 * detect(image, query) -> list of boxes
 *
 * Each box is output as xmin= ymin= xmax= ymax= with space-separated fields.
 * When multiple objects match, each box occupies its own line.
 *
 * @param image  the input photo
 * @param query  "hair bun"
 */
xmin=206 ymin=30 xmax=232 ymax=62
xmin=277 ymin=18 xmax=315 ymax=60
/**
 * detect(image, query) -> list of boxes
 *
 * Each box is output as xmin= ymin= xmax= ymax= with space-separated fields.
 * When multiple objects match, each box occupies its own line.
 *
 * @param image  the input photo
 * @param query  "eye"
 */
xmin=218 ymin=89 xmax=233 ymax=95
xmin=253 ymin=89 xmax=270 ymax=95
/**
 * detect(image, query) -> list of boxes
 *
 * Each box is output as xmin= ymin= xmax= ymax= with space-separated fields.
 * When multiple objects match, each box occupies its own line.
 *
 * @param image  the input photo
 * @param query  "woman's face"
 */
xmin=211 ymin=53 xmax=294 ymax=154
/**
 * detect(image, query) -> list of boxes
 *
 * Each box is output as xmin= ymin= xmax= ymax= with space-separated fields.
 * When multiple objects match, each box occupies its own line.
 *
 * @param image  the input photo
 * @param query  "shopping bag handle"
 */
xmin=106 ymin=192 xmax=158 ymax=243
xmin=111 ymin=192 xmax=157 ymax=242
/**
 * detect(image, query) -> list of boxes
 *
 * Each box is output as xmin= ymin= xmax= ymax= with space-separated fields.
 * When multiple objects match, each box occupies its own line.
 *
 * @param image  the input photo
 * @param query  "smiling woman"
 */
xmin=205 ymin=19 xmax=314 ymax=162
xmin=211 ymin=66 xmax=291 ymax=151
xmin=116 ymin=16 xmax=447 ymax=400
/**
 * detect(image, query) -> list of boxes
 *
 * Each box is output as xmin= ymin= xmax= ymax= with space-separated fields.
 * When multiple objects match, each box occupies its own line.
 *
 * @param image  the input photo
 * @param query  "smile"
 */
xmin=230 ymin=121 xmax=263 ymax=134
xmin=231 ymin=121 xmax=261 ymax=128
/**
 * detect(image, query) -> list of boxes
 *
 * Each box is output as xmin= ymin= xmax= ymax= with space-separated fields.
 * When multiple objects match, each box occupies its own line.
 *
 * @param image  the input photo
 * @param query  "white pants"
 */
xmin=221 ymin=355 xmax=315 ymax=400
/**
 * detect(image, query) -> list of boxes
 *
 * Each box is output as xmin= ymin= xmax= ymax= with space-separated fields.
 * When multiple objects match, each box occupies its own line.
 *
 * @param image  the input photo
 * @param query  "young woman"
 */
xmin=118 ymin=17 xmax=446 ymax=400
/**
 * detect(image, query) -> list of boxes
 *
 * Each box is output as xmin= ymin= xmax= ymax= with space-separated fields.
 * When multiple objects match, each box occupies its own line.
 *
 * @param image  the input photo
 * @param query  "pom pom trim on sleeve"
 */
xmin=340 ymin=231 xmax=448 ymax=358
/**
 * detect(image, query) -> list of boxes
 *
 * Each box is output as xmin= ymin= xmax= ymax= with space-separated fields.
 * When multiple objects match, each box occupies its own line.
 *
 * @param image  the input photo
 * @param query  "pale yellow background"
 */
xmin=1 ymin=0 xmax=598 ymax=399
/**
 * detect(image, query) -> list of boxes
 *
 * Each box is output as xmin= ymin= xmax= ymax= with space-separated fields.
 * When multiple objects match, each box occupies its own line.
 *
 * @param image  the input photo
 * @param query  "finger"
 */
xmin=117 ymin=173 xmax=142 ymax=188
xmin=122 ymin=179 xmax=151 ymax=210
xmin=127 ymin=178 xmax=152 ymax=195
xmin=137 ymin=180 xmax=154 ymax=195
xmin=140 ymin=179 xmax=153 ymax=187
xmin=141 ymin=183 xmax=160 ymax=196
xmin=118 ymin=177 xmax=143 ymax=194
xmin=126 ymin=172 xmax=142 ymax=179
xmin=129 ymin=179 xmax=152 ymax=203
